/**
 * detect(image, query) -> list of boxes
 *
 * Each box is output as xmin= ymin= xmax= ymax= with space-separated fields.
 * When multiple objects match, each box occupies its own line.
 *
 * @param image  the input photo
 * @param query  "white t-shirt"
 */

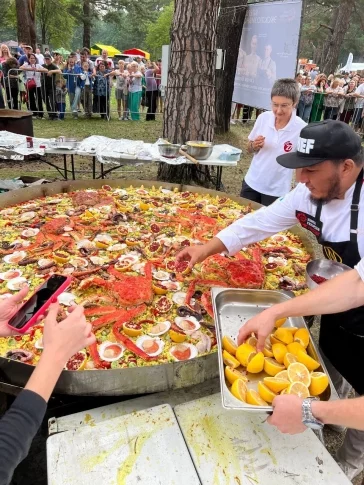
xmin=355 ymin=83 xmax=364 ymax=108
xmin=355 ymin=257 xmax=364 ymax=280
xmin=217 ymin=179 xmax=364 ymax=258
xmin=244 ymin=111 xmax=306 ymax=197
xmin=36 ymin=53 xmax=44 ymax=64
xmin=95 ymin=57 xmax=114 ymax=69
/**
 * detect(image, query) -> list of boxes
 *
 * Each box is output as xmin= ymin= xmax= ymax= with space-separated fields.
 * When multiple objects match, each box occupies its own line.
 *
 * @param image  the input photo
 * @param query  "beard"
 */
xmin=309 ymin=172 xmax=341 ymax=205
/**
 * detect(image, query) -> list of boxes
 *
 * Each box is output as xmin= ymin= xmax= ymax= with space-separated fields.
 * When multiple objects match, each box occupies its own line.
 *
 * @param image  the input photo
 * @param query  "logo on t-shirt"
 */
xmin=284 ymin=141 xmax=293 ymax=152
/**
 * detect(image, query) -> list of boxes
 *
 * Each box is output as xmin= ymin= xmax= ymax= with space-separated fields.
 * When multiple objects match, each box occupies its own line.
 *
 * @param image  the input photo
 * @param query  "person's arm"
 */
xmin=267 ymin=394 xmax=364 ymax=434
xmin=238 ymin=262 xmax=364 ymax=348
xmin=176 ymin=184 xmax=301 ymax=267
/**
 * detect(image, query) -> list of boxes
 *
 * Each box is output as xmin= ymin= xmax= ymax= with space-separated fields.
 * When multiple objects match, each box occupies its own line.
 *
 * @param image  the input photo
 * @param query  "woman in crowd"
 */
xmin=297 ymin=75 xmax=317 ymax=122
xmin=309 ymin=74 xmax=327 ymax=122
xmin=2 ymin=57 xmax=19 ymax=110
xmin=140 ymin=64 xmax=147 ymax=112
xmin=80 ymin=61 xmax=93 ymax=119
xmin=63 ymin=56 xmax=82 ymax=118
xmin=20 ymin=53 xmax=44 ymax=119
xmin=340 ymin=79 xmax=357 ymax=124
xmin=0 ymin=44 xmax=11 ymax=63
xmin=108 ymin=60 xmax=128 ymax=120
xmin=0 ymin=287 xmax=95 ymax=485
xmin=323 ymin=77 xmax=344 ymax=120
xmin=145 ymin=61 xmax=158 ymax=121
xmin=240 ymin=78 xmax=306 ymax=206
xmin=93 ymin=60 xmax=111 ymax=119
xmin=327 ymin=73 xmax=334 ymax=86
xmin=352 ymin=76 xmax=364 ymax=133
xmin=128 ymin=61 xmax=142 ymax=121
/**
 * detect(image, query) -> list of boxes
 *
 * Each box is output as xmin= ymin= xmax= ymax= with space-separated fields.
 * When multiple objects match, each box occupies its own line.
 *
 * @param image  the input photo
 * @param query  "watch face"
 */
xmin=303 ymin=419 xmax=324 ymax=430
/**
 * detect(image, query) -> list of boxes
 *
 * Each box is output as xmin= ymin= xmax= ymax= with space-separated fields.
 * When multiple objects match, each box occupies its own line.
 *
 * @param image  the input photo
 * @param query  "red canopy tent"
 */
xmin=123 ymin=48 xmax=150 ymax=60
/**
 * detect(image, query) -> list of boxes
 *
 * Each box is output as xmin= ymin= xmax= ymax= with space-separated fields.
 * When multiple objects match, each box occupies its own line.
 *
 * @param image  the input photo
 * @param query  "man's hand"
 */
xmin=267 ymin=395 xmax=306 ymax=434
xmin=42 ymin=303 xmax=95 ymax=364
xmin=175 ymin=245 xmax=209 ymax=269
xmin=237 ymin=308 xmax=277 ymax=350
xmin=0 ymin=286 xmax=29 ymax=337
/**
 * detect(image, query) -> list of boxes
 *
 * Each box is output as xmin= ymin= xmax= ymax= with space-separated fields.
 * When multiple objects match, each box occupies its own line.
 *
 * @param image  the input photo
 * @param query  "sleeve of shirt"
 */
xmin=0 ymin=389 xmax=46 ymax=485
xmin=216 ymin=188 xmax=300 ymax=255
xmin=247 ymin=114 xmax=262 ymax=141
xmin=355 ymin=258 xmax=364 ymax=281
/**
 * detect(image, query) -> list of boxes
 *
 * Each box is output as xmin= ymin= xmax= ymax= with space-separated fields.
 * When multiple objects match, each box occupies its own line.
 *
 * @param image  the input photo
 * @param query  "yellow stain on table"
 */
xmin=116 ymin=431 xmax=155 ymax=485
xmin=260 ymin=448 xmax=277 ymax=466
xmin=84 ymin=413 xmax=96 ymax=427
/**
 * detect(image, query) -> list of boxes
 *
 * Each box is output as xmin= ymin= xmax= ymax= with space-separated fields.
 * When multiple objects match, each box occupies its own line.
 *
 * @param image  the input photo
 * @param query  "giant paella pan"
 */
xmin=0 ymin=180 xmax=314 ymax=395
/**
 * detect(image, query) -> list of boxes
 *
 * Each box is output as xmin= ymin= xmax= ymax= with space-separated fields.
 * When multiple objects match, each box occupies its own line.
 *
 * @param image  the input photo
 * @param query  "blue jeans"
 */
xmin=297 ymin=100 xmax=313 ymax=123
xmin=57 ymin=102 xmax=66 ymax=119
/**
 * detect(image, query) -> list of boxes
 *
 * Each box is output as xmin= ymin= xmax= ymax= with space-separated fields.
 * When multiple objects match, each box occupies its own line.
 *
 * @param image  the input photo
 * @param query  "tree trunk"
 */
xmin=15 ymin=0 xmax=37 ymax=48
xmin=321 ymin=0 xmax=354 ymax=74
xmin=215 ymin=0 xmax=248 ymax=134
xmin=158 ymin=0 xmax=221 ymax=186
xmin=83 ymin=0 xmax=91 ymax=49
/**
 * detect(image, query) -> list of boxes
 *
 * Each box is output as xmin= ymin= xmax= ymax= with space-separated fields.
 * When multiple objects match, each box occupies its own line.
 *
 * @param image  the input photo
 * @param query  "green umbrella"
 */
xmin=53 ymin=47 xmax=71 ymax=56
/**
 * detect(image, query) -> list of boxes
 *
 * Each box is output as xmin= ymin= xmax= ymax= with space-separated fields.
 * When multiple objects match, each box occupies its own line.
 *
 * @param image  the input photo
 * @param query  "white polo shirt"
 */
xmin=244 ymin=111 xmax=306 ymax=197
xmin=217 ymin=180 xmax=364 ymax=258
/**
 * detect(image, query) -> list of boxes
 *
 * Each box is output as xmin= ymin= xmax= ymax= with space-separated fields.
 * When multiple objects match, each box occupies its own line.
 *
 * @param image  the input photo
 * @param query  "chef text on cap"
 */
xmin=297 ymin=137 xmax=315 ymax=154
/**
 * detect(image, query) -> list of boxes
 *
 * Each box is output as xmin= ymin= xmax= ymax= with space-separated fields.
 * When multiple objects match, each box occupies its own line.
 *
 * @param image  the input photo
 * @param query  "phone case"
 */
xmin=7 ymin=275 xmax=72 ymax=334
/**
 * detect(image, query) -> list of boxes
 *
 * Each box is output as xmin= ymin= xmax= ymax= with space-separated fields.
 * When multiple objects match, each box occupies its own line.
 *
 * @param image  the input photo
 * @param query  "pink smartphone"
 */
xmin=7 ymin=274 xmax=72 ymax=334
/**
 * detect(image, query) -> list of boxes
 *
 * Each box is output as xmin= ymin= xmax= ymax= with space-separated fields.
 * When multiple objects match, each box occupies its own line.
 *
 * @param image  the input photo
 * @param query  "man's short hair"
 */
xmin=271 ymin=78 xmax=300 ymax=105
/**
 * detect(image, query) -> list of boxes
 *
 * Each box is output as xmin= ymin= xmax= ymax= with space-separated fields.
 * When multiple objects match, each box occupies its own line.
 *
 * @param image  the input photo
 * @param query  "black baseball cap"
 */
xmin=277 ymin=120 xmax=362 ymax=169
xmin=44 ymin=53 xmax=52 ymax=59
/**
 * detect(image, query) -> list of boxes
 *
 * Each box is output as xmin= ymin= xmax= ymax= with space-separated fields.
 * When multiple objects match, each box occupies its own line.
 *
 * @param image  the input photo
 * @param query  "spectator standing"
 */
xmin=145 ymin=61 xmax=158 ymax=121
xmin=109 ymin=60 xmax=128 ymax=120
xmin=352 ymin=76 xmax=364 ymax=133
xmin=2 ymin=57 xmax=20 ymax=110
xmin=18 ymin=45 xmax=33 ymax=67
xmin=16 ymin=43 xmax=25 ymax=56
xmin=80 ymin=61 xmax=93 ymax=118
xmin=135 ymin=56 xmax=144 ymax=70
xmin=93 ymin=61 xmax=110 ymax=119
xmin=95 ymin=49 xmax=114 ymax=69
xmin=55 ymin=79 xmax=67 ymax=120
xmin=154 ymin=59 xmax=162 ymax=112
xmin=63 ymin=57 xmax=82 ymax=118
xmin=78 ymin=48 xmax=94 ymax=71
xmin=297 ymin=75 xmax=317 ymax=122
xmin=310 ymin=74 xmax=327 ymax=122
xmin=323 ymin=78 xmax=344 ymax=120
xmin=76 ymin=49 xmax=81 ymax=63
xmin=35 ymin=48 xmax=44 ymax=65
xmin=0 ymin=44 xmax=11 ymax=63
xmin=340 ymin=79 xmax=356 ymax=124
xmin=20 ymin=53 xmax=44 ymax=119
xmin=128 ymin=61 xmax=142 ymax=121
xmin=40 ymin=54 xmax=61 ymax=120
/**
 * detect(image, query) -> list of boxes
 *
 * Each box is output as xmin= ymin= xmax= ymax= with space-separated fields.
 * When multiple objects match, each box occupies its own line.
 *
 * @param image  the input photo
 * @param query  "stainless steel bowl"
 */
xmin=186 ymin=141 xmax=213 ymax=160
xmin=158 ymin=144 xmax=181 ymax=158
xmin=306 ymin=258 xmax=351 ymax=290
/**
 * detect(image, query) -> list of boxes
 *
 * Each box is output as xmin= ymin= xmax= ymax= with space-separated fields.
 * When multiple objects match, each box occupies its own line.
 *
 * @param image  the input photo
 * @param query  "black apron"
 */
xmin=297 ymin=170 xmax=364 ymax=394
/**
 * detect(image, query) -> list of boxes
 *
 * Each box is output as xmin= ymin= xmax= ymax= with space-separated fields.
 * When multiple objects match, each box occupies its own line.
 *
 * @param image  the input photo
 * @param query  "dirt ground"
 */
xmin=2 ymin=117 xmax=363 ymax=484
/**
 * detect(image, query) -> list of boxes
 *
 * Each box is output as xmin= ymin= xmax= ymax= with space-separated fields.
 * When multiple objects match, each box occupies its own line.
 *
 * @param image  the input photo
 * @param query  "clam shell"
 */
xmin=3 ymin=251 xmax=27 ymax=264
xmin=153 ymin=270 xmax=170 ymax=281
xmin=172 ymin=291 xmax=186 ymax=306
xmin=0 ymin=269 xmax=22 ymax=280
xmin=21 ymin=228 xmax=40 ymax=238
xmin=147 ymin=321 xmax=171 ymax=336
xmin=70 ymin=257 xmax=88 ymax=268
xmin=98 ymin=341 xmax=124 ymax=362
xmin=58 ymin=292 xmax=76 ymax=306
xmin=175 ymin=316 xmax=200 ymax=335
xmin=7 ymin=277 xmax=27 ymax=291
xmin=136 ymin=335 xmax=164 ymax=356
xmin=19 ymin=211 xmax=36 ymax=222
xmin=170 ymin=343 xmax=198 ymax=361
xmin=107 ymin=243 xmax=127 ymax=252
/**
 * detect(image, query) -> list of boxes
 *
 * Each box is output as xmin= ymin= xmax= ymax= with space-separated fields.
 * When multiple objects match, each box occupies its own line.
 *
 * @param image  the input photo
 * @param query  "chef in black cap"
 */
xmin=177 ymin=120 xmax=364 ymax=480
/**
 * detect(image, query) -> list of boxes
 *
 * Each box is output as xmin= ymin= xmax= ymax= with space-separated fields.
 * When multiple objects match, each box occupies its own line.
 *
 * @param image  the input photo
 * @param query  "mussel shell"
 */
xmin=177 ymin=306 xmax=202 ymax=321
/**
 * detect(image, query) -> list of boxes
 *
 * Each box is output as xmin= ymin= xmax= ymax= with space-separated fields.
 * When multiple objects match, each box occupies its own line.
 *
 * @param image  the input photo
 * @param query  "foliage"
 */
xmin=0 ymin=0 xmax=17 ymax=41
xmin=36 ymin=0 xmax=77 ymax=47
xmin=144 ymin=2 xmax=174 ymax=58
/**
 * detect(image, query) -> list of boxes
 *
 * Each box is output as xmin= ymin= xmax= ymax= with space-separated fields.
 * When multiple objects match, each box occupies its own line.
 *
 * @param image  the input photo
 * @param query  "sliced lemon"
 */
xmin=152 ymin=283 xmax=168 ymax=295
xmin=272 ymin=343 xmax=287 ymax=364
xmin=287 ymin=382 xmax=310 ymax=399
xmin=223 ymin=350 xmax=240 ymax=369
xmin=280 ymin=388 xmax=289 ymax=395
xmin=296 ymin=350 xmax=320 ymax=371
xmin=258 ymin=381 xmax=277 ymax=403
xmin=231 ymin=379 xmax=248 ymax=402
xmin=245 ymin=335 xmax=258 ymax=348
xmin=287 ymin=362 xmax=311 ymax=387
xmin=246 ymin=352 xmax=264 ymax=373
xmin=236 ymin=343 xmax=256 ymax=367
xmin=139 ymin=202 xmax=150 ymax=211
xmin=225 ymin=366 xmax=248 ymax=386
xmin=263 ymin=377 xmax=290 ymax=393
xmin=309 ymin=372 xmax=329 ymax=396
xmin=287 ymin=342 xmax=307 ymax=356
xmin=246 ymin=389 xmax=268 ymax=406
xmin=264 ymin=357 xmax=285 ymax=376
xmin=294 ymin=328 xmax=310 ymax=349
xmin=283 ymin=352 xmax=297 ymax=368
xmin=169 ymin=329 xmax=186 ymax=343
xmin=274 ymin=328 xmax=294 ymax=345
xmin=222 ymin=335 xmax=238 ymax=356
xmin=275 ymin=317 xmax=287 ymax=328
xmin=285 ymin=327 xmax=299 ymax=335
xmin=276 ymin=370 xmax=289 ymax=380
xmin=263 ymin=340 xmax=274 ymax=358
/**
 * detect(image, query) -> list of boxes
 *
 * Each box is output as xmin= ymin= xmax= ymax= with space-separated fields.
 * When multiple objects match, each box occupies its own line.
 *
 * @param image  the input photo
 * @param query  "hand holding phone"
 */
xmin=7 ymin=275 xmax=72 ymax=334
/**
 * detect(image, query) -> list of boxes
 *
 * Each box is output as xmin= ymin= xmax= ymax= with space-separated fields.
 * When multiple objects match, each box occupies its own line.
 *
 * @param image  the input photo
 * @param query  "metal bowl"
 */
xmin=158 ymin=144 xmax=181 ymax=158
xmin=306 ymin=258 xmax=351 ymax=290
xmin=186 ymin=141 xmax=213 ymax=160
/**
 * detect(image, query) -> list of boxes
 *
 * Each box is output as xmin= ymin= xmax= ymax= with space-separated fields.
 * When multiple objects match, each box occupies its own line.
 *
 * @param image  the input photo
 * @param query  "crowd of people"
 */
xmin=0 ymin=43 xmax=164 ymax=121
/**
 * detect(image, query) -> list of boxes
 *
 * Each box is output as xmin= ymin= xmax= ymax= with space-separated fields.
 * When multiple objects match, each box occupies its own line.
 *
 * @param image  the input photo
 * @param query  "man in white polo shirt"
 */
xmin=177 ymin=120 xmax=364 ymax=480
xmin=242 ymin=78 xmax=306 ymax=206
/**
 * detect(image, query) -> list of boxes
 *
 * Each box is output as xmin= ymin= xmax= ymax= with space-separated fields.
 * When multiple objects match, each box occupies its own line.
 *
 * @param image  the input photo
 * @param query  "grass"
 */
xmin=0 ymin=114 xmax=252 ymax=195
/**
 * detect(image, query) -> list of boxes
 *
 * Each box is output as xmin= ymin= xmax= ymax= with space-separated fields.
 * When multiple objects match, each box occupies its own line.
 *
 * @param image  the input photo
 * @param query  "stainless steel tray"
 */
xmin=212 ymin=288 xmax=338 ymax=413
xmin=49 ymin=140 xmax=80 ymax=150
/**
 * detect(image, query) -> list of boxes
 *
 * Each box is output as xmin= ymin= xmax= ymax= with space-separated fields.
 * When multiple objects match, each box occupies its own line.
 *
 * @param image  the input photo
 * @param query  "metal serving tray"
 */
xmin=212 ymin=288 xmax=337 ymax=413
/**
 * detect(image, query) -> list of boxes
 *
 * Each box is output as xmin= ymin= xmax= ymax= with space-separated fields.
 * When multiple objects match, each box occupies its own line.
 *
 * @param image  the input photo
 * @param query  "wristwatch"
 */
xmin=302 ymin=397 xmax=324 ymax=430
